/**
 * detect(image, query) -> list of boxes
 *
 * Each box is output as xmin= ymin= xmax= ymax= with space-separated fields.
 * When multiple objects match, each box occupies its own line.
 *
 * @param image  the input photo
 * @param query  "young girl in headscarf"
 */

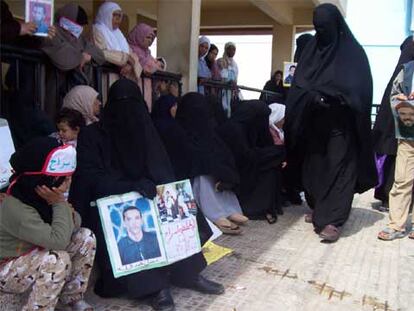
xmin=92 ymin=1 xmax=142 ymax=96
xmin=128 ymin=23 xmax=166 ymax=112
xmin=0 ymin=137 xmax=96 ymax=311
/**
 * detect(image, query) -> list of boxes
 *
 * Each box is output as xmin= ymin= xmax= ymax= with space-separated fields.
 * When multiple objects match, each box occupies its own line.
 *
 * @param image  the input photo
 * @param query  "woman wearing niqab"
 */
xmin=284 ymin=4 xmax=377 ymax=242
xmin=69 ymin=79 xmax=222 ymax=309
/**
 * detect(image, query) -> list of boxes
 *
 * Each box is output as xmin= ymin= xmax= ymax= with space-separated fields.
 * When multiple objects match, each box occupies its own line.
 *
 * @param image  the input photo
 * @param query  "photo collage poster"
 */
xmin=97 ymin=179 xmax=201 ymax=278
xmin=282 ymin=61 xmax=297 ymax=87
xmin=25 ymin=0 xmax=54 ymax=37
xmin=392 ymin=100 xmax=414 ymax=140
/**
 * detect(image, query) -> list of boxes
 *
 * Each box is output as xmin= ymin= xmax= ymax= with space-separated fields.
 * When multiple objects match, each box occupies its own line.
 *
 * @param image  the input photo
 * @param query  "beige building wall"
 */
xmin=157 ymin=0 xmax=201 ymax=92
xmin=271 ymin=25 xmax=295 ymax=74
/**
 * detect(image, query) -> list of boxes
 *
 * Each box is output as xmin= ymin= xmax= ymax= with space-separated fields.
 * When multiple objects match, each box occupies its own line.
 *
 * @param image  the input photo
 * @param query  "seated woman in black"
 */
xmin=217 ymin=100 xmax=285 ymax=223
xmin=69 ymin=79 xmax=224 ymax=311
xmin=152 ymin=93 xmax=248 ymax=234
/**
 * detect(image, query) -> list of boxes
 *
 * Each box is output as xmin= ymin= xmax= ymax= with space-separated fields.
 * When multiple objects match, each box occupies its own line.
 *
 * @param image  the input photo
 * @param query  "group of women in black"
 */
xmin=2 ymin=3 xmax=380 ymax=310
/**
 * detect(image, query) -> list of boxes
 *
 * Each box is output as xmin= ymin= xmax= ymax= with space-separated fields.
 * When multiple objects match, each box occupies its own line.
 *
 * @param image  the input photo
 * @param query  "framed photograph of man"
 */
xmin=97 ymin=192 xmax=166 ymax=278
xmin=283 ymin=61 xmax=297 ymax=87
xmin=25 ymin=0 xmax=53 ymax=37
xmin=392 ymin=100 xmax=414 ymax=140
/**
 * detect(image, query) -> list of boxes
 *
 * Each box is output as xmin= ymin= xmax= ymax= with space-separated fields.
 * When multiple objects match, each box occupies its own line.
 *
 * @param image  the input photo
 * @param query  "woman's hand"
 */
xmin=396 ymin=94 xmax=408 ymax=101
xmin=79 ymin=52 xmax=92 ymax=69
xmin=47 ymin=25 xmax=57 ymax=39
xmin=127 ymin=54 xmax=135 ymax=66
xmin=120 ymin=64 xmax=132 ymax=76
xmin=19 ymin=22 xmax=37 ymax=36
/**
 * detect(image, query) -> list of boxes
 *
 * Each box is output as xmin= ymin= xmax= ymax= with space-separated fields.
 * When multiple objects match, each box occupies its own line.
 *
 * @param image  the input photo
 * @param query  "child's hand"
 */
xmin=35 ymin=185 xmax=65 ymax=205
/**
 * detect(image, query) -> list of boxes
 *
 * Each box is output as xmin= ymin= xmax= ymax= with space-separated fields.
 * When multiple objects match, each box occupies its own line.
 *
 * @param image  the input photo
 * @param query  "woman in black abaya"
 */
xmin=69 ymin=79 xmax=223 ymax=310
xmin=158 ymin=92 xmax=248 ymax=234
xmin=284 ymin=4 xmax=377 ymax=242
xmin=217 ymin=100 xmax=285 ymax=223
xmin=372 ymin=36 xmax=414 ymax=209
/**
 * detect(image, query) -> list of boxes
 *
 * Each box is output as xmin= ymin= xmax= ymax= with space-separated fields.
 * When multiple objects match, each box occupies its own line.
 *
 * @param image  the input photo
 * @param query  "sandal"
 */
xmin=265 ymin=213 xmax=277 ymax=224
xmin=378 ymin=228 xmax=405 ymax=241
xmin=228 ymin=214 xmax=249 ymax=225
xmin=304 ymin=213 xmax=313 ymax=223
xmin=319 ymin=224 xmax=340 ymax=242
xmin=408 ymin=229 xmax=414 ymax=240
xmin=214 ymin=218 xmax=242 ymax=235
xmin=215 ymin=223 xmax=242 ymax=235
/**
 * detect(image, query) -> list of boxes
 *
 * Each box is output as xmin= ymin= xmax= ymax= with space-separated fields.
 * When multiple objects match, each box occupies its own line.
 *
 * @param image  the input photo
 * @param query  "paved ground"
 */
xmin=2 ymin=191 xmax=413 ymax=310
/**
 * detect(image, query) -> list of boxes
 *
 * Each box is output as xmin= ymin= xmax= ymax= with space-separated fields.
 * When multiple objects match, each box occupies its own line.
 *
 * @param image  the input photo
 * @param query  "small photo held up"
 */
xmin=283 ymin=61 xmax=297 ymax=87
xmin=25 ymin=0 xmax=54 ymax=37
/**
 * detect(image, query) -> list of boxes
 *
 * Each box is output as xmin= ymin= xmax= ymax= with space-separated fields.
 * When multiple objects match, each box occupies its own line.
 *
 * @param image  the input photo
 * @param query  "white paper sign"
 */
xmin=0 ymin=119 xmax=15 ymax=189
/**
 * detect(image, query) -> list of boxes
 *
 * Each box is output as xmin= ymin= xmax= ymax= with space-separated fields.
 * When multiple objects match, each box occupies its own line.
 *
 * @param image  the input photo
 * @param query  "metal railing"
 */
xmin=1 ymin=44 xmax=183 ymax=117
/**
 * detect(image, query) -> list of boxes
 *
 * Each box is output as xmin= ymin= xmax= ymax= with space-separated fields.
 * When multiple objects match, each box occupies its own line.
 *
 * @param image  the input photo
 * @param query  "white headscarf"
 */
xmin=269 ymin=103 xmax=285 ymax=140
xmin=94 ymin=2 xmax=129 ymax=53
xmin=198 ymin=36 xmax=210 ymax=58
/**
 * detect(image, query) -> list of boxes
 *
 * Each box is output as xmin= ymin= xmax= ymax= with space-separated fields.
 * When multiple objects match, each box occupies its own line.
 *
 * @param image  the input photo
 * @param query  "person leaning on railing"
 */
xmin=40 ymin=3 xmax=105 ymax=117
xmin=92 ymin=2 xmax=142 ymax=89
xmin=128 ymin=23 xmax=166 ymax=112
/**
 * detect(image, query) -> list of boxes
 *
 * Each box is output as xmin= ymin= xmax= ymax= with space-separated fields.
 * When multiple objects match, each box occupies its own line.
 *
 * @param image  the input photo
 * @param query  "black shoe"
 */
xmin=175 ymin=275 xmax=225 ymax=295
xmin=150 ymin=288 xmax=175 ymax=311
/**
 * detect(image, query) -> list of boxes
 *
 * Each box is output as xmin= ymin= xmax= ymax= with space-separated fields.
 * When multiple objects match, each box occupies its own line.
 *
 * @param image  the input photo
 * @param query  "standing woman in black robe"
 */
xmin=69 ymin=79 xmax=224 ymax=311
xmin=284 ymin=3 xmax=377 ymax=242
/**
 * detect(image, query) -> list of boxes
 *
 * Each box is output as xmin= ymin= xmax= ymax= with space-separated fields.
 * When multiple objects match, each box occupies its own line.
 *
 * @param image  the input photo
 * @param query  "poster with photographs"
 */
xmin=392 ymin=100 xmax=414 ymax=140
xmin=97 ymin=179 xmax=201 ymax=278
xmin=25 ymin=0 xmax=53 ymax=37
xmin=0 ymin=119 xmax=15 ymax=190
xmin=283 ymin=61 xmax=297 ymax=87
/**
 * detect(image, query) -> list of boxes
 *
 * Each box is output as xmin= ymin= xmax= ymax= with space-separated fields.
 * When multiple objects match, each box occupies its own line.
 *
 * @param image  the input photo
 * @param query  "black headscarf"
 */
xmin=175 ymin=92 xmax=239 ymax=185
xmin=152 ymin=94 xmax=192 ymax=180
xmin=294 ymin=33 xmax=313 ymax=63
xmin=373 ymin=36 xmax=414 ymax=155
xmin=103 ymin=78 xmax=174 ymax=184
xmin=285 ymin=3 xmax=377 ymax=193
xmin=9 ymin=137 xmax=66 ymax=224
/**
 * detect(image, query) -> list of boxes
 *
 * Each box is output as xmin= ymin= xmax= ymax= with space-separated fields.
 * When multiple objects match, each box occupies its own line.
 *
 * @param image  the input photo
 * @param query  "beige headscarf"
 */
xmin=62 ymin=86 xmax=99 ymax=125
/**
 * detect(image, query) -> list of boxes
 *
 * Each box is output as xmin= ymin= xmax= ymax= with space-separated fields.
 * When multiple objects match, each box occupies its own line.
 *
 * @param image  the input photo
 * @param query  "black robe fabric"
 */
xmin=152 ymin=94 xmax=192 ymax=180
xmin=217 ymin=100 xmax=285 ymax=218
xmin=69 ymin=79 xmax=206 ymax=299
xmin=371 ymin=36 xmax=414 ymax=202
xmin=284 ymin=4 xmax=377 ymax=230
xmin=175 ymin=92 xmax=240 ymax=186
